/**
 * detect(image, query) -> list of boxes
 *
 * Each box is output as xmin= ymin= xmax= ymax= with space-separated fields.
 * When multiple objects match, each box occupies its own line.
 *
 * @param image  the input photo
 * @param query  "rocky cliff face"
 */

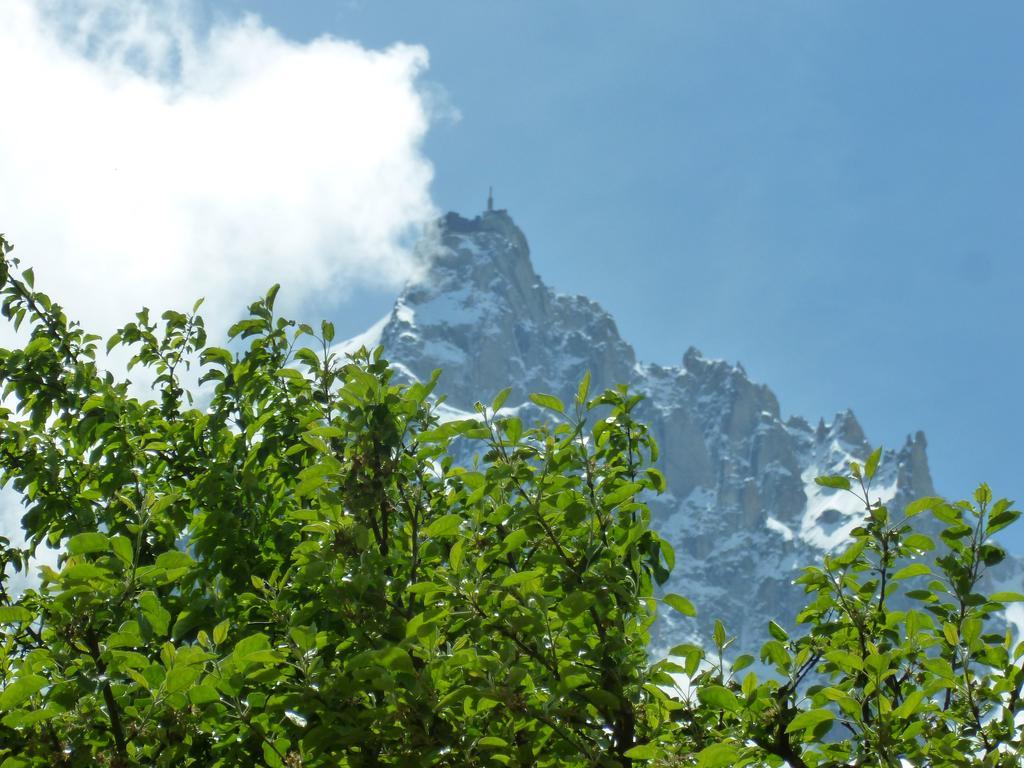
xmin=340 ymin=207 xmax=1011 ymax=652
xmin=375 ymin=210 xmax=636 ymax=410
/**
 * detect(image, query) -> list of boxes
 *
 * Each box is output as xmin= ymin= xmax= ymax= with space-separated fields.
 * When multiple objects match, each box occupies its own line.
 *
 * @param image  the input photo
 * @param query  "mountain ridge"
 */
xmin=339 ymin=207 xmax=1016 ymax=650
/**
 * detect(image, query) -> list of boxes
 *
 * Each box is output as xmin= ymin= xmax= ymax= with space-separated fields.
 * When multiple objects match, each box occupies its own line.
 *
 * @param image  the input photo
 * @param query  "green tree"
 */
xmin=0 ymin=234 xmax=685 ymax=767
xmin=671 ymin=453 xmax=1024 ymax=767
xmin=1 ymin=231 xmax=1022 ymax=768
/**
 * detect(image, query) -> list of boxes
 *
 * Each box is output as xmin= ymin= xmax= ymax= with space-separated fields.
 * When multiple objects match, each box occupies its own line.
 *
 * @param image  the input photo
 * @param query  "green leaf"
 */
xmin=732 ymin=654 xmax=754 ymax=674
xmin=623 ymin=743 xmax=660 ymax=759
xmin=426 ymin=514 xmax=462 ymax=538
xmin=419 ymin=419 xmax=483 ymax=442
xmin=23 ymin=336 xmax=52 ymax=356
xmin=815 ymin=475 xmax=851 ymax=491
xmin=110 ymin=535 xmax=133 ymax=566
xmin=713 ymin=619 xmax=727 ymax=649
xmin=696 ymin=743 xmax=739 ymax=768
xmin=604 ymin=482 xmax=644 ymax=507
xmin=943 ymin=623 xmax=959 ymax=646
xmin=975 ymin=484 xmax=992 ymax=506
xmin=502 ymin=416 xmax=522 ymax=444
xmin=155 ymin=550 xmax=194 ymax=570
xmin=491 ymin=387 xmax=512 ymax=412
xmin=500 ymin=529 xmax=528 ymax=555
xmin=697 ymin=685 xmax=741 ymax=712
xmin=656 ymin=536 xmax=675 ymax=572
xmin=0 ymin=606 xmax=32 ymax=623
xmin=903 ymin=533 xmax=934 ymax=552
xmin=562 ymin=590 xmax=595 ymax=617
xmin=577 ymin=371 xmax=591 ymax=405
xmin=962 ymin=617 xmax=982 ymax=645
xmin=164 ymin=665 xmax=201 ymax=693
xmin=188 ymin=683 xmax=220 ymax=705
xmin=821 ymin=687 xmax=861 ymax=719
xmin=213 ymin=620 xmax=229 ymax=645
xmin=768 ymin=620 xmax=788 ymax=641
xmin=0 ymin=674 xmax=47 ymax=709
xmin=990 ymin=591 xmax=1024 ymax=603
xmin=528 ymin=392 xmax=565 ymax=414
xmin=60 ymin=562 xmax=108 ymax=582
xmin=449 ymin=539 xmax=465 ymax=571
xmin=295 ymin=472 xmax=328 ymax=498
xmin=785 ymin=708 xmax=834 ymax=736
xmin=501 ymin=569 xmax=543 ymax=587
xmin=833 ymin=537 xmax=867 ymax=566
xmin=865 ymin=446 xmax=882 ymax=480
xmin=301 ymin=433 xmax=331 ymax=454
xmin=1 ymin=705 xmax=59 ymax=729
xmin=263 ymin=740 xmax=285 ymax=768
xmin=233 ymin=633 xmax=271 ymax=666
xmin=905 ymin=496 xmax=943 ymax=518
xmin=741 ymin=673 xmax=758 ymax=700
xmin=66 ymin=532 xmax=110 ymax=554
xmin=139 ymin=592 xmax=171 ymax=637
xmin=377 ymin=646 xmax=415 ymax=674
xmin=894 ymin=689 xmax=927 ymax=719
xmin=824 ymin=650 xmax=863 ymax=672
xmin=663 ymin=593 xmax=696 ymax=617
xmin=478 ymin=736 xmax=509 ymax=749
xmin=987 ymin=504 xmax=1020 ymax=535
xmin=892 ymin=563 xmax=931 ymax=580
xmin=644 ymin=468 xmax=667 ymax=493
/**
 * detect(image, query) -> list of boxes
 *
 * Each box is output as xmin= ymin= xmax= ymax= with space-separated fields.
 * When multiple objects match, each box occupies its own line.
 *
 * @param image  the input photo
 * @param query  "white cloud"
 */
xmin=0 ymin=0 xmax=441 ymax=579
xmin=0 ymin=0 xmax=437 ymax=340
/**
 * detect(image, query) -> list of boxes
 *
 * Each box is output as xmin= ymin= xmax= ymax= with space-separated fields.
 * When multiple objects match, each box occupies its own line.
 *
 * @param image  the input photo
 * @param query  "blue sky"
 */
xmin=2 ymin=1 xmax=1020 ymax=551
xmin=225 ymin=1 xmax=1024 ymax=550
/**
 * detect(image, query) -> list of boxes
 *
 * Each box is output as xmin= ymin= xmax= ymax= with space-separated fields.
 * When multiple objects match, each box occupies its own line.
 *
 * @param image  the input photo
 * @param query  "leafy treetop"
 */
xmin=0 ymin=233 xmax=1021 ymax=767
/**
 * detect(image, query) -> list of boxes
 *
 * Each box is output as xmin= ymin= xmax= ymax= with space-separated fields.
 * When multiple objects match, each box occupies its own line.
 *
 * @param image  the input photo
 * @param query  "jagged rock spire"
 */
xmin=337 ymin=207 xmax=963 ymax=655
xmin=376 ymin=209 xmax=636 ymax=411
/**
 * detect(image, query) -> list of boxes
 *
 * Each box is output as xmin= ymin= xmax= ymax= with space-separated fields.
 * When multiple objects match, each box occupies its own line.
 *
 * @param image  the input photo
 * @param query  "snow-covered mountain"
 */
xmin=339 ymin=205 xmax=1009 ymax=652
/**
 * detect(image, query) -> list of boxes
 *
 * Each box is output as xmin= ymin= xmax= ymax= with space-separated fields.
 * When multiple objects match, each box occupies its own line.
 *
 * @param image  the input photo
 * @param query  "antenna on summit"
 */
xmin=487 ymin=186 xmax=494 ymax=212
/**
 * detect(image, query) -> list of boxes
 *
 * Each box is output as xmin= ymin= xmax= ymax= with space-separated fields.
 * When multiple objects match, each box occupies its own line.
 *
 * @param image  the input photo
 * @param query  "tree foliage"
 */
xmin=676 ymin=458 xmax=1024 ymax=767
xmin=0 ymin=235 xmax=680 ymax=766
xmin=0 ymin=233 xmax=1021 ymax=767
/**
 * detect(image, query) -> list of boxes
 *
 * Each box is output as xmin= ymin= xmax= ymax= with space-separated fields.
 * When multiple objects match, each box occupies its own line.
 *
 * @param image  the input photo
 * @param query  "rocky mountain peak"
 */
xmin=337 ymin=207 xmax=1024 ymax=652
xmin=410 ymin=210 xmax=542 ymax=316
xmin=830 ymin=409 xmax=868 ymax=451
xmin=374 ymin=208 xmax=636 ymax=410
xmin=897 ymin=431 xmax=933 ymax=497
